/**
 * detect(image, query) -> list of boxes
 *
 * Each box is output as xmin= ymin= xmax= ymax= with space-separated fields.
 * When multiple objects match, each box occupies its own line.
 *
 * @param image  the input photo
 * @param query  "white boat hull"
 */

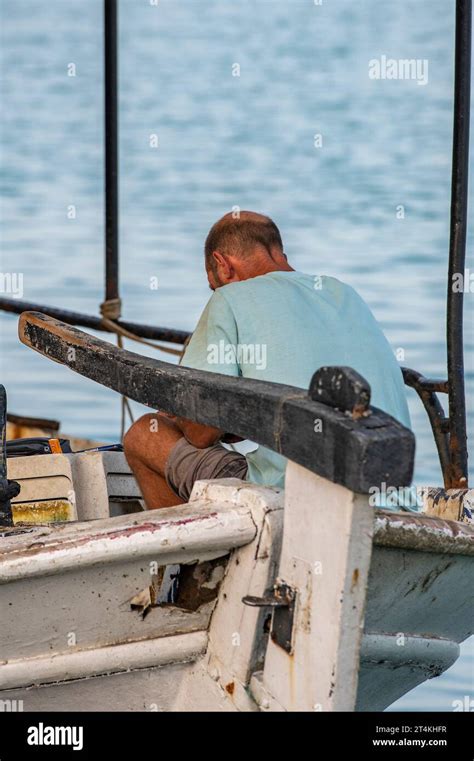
xmin=1 ymin=456 xmax=472 ymax=712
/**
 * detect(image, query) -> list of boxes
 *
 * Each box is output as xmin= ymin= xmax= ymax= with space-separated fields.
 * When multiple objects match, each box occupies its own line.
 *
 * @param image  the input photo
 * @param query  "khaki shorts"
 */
xmin=165 ymin=438 xmax=248 ymax=502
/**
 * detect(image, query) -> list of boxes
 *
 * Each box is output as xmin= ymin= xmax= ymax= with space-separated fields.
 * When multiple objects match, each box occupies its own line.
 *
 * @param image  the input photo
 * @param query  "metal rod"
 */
xmin=0 ymin=386 xmax=14 ymax=527
xmin=0 ymin=297 xmax=190 ymax=345
xmin=402 ymin=368 xmax=451 ymax=487
xmin=446 ymin=0 xmax=471 ymax=488
xmin=104 ymin=0 xmax=120 ymax=311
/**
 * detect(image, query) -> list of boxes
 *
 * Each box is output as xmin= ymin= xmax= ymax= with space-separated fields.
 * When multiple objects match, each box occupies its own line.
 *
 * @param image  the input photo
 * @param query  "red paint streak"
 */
xmin=6 ymin=512 xmax=222 ymax=558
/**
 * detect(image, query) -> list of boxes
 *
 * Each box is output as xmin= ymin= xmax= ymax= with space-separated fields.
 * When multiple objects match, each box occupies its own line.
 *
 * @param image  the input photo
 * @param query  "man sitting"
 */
xmin=124 ymin=211 xmax=410 ymax=508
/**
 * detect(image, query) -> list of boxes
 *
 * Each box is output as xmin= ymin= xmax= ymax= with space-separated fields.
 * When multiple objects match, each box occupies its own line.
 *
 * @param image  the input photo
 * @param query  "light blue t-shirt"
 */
xmin=181 ymin=271 xmax=410 ymax=488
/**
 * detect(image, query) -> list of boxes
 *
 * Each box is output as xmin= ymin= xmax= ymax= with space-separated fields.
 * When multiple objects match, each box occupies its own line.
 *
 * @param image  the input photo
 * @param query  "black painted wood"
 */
xmin=309 ymin=366 xmax=371 ymax=418
xmin=19 ymin=312 xmax=415 ymax=493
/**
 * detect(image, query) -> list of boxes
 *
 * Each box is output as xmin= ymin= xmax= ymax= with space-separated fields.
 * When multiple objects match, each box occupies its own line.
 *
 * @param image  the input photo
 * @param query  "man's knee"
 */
xmin=123 ymin=413 xmax=157 ymax=460
xmin=124 ymin=412 xmax=182 ymax=461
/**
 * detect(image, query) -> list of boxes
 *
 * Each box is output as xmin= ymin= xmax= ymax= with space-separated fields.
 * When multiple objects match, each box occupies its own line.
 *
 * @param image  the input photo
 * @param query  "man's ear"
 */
xmin=269 ymin=247 xmax=289 ymax=266
xmin=212 ymin=250 xmax=233 ymax=281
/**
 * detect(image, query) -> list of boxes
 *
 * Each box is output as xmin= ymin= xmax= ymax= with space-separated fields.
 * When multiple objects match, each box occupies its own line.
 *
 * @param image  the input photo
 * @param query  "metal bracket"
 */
xmin=242 ymin=581 xmax=296 ymax=654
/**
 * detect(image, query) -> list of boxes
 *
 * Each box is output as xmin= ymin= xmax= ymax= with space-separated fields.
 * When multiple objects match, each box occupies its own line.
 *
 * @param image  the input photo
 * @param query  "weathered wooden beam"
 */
xmin=257 ymin=462 xmax=375 ymax=711
xmin=18 ymin=312 xmax=415 ymax=493
xmin=0 ymin=500 xmax=256 ymax=582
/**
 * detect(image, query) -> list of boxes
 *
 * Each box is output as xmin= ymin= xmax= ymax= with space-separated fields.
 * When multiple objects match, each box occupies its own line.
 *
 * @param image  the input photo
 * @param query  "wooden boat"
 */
xmin=0 ymin=314 xmax=471 ymax=712
xmin=0 ymin=0 xmax=472 ymax=713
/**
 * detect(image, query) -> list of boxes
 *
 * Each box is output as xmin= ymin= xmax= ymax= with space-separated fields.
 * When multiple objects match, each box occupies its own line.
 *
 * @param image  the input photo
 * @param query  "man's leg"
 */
xmin=123 ymin=412 xmax=185 ymax=509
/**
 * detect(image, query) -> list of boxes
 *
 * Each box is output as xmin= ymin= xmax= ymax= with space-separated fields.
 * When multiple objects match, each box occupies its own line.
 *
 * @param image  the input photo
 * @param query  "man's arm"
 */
xmin=174 ymin=416 xmax=223 ymax=448
xmin=160 ymin=413 xmax=242 ymax=449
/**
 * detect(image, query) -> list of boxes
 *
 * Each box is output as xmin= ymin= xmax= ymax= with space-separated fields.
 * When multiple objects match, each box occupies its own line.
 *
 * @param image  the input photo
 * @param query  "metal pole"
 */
xmin=104 ymin=0 xmax=120 ymax=317
xmin=446 ymin=0 xmax=471 ymax=488
xmin=0 ymin=386 xmax=14 ymax=527
xmin=0 ymin=297 xmax=190 ymax=345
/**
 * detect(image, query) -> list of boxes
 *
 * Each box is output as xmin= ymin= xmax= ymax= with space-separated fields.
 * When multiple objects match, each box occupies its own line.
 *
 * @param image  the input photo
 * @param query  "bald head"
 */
xmin=205 ymin=211 xmax=292 ymax=289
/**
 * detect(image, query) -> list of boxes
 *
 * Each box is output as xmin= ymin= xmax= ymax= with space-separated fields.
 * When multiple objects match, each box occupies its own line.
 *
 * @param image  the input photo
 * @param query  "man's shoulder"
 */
xmin=220 ymin=271 xmax=362 ymax=305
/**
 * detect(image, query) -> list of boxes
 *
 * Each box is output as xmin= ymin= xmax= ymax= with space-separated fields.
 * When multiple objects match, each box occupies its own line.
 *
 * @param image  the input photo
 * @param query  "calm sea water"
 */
xmin=0 ymin=0 xmax=472 ymax=711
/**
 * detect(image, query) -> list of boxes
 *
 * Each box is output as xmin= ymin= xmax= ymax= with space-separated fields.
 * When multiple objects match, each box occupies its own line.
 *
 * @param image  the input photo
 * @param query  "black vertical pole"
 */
xmin=0 ymin=386 xmax=14 ymax=527
xmin=446 ymin=0 xmax=471 ymax=488
xmin=104 ymin=0 xmax=120 ymax=316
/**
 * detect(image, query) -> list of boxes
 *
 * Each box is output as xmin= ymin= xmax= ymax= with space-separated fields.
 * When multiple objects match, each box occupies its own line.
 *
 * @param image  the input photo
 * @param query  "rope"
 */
xmin=99 ymin=299 xmax=186 ymax=441
xmin=100 ymin=297 xmax=122 ymax=321
xmin=100 ymin=301 xmax=183 ymax=357
xmin=118 ymin=332 xmax=136 ymax=439
xmin=101 ymin=316 xmax=183 ymax=356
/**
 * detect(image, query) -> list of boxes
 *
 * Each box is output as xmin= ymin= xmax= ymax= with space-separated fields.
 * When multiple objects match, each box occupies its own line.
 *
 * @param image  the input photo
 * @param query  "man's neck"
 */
xmin=244 ymin=262 xmax=295 ymax=279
